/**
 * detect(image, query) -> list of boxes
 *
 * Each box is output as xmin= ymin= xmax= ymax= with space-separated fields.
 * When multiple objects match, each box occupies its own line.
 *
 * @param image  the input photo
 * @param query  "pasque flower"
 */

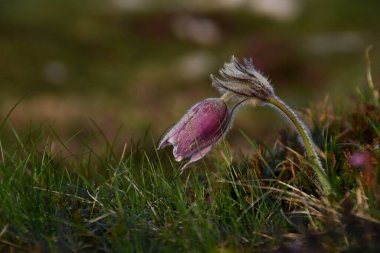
xmin=159 ymin=56 xmax=332 ymax=195
xmin=158 ymin=98 xmax=231 ymax=171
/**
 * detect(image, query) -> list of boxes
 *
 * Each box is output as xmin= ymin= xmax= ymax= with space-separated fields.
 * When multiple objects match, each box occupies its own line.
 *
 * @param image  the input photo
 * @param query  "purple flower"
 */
xmin=158 ymin=98 xmax=230 ymax=170
xmin=349 ymin=151 xmax=375 ymax=190
xmin=349 ymin=152 xmax=373 ymax=170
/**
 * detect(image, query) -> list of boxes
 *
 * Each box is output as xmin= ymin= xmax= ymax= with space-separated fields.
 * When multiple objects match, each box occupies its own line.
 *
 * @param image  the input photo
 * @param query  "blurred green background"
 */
xmin=0 ymin=0 xmax=379 ymax=152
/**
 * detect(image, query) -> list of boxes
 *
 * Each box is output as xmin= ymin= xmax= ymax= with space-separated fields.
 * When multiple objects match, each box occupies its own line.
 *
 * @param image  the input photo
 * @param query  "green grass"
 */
xmin=0 ymin=128 xmax=288 ymax=252
xmin=1 ymin=1 xmax=380 ymax=251
xmin=1 ymin=66 xmax=380 ymax=252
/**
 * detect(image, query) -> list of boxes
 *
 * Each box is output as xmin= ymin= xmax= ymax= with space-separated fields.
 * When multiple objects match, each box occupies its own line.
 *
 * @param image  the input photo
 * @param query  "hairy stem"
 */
xmin=268 ymin=96 xmax=332 ymax=195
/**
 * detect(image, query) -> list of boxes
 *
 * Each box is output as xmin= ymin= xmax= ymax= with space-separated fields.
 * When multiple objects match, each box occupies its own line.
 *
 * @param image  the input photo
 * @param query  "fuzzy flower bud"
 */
xmin=211 ymin=56 xmax=274 ymax=101
xmin=158 ymin=98 xmax=230 ymax=170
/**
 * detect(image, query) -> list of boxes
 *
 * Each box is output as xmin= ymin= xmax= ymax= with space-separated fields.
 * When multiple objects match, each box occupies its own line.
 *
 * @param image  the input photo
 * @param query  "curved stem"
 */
xmin=267 ymin=96 xmax=331 ymax=195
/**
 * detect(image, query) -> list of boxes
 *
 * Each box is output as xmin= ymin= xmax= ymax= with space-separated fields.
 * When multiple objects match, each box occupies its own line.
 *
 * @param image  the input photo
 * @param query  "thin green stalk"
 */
xmin=365 ymin=46 xmax=379 ymax=106
xmin=268 ymin=96 xmax=332 ymax=195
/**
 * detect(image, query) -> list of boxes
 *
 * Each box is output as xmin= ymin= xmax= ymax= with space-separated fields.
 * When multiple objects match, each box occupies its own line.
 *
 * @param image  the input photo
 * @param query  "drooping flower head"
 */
xmin=211 ymin=56 xmax=274 ymax=102
xmin=159 ymin=55 xmax=331 ymax=195
xmin=158 ymin=98 xmax=230 ymax=171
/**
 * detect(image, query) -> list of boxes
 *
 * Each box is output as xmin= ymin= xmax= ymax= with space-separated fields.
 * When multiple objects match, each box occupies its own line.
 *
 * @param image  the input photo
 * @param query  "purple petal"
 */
xmin=158 ymin=109 xmax=195 ymax=149
xmin=159 ymin=97 xmax=230 ymax=168
xmin=180 ymin=145 xmax=213 ymax=172
xmin=176 ymin=98 xmax=229 ymax=157
xmin=175 ymin=98 xmax=229 ymax=159
xmin=158 ymin=97 xmax=221 ymax=150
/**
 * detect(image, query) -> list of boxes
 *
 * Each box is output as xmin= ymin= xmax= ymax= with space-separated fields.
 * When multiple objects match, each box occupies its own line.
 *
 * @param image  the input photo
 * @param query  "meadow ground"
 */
xmin=0 ymin=63 xmax=380 ymax=252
